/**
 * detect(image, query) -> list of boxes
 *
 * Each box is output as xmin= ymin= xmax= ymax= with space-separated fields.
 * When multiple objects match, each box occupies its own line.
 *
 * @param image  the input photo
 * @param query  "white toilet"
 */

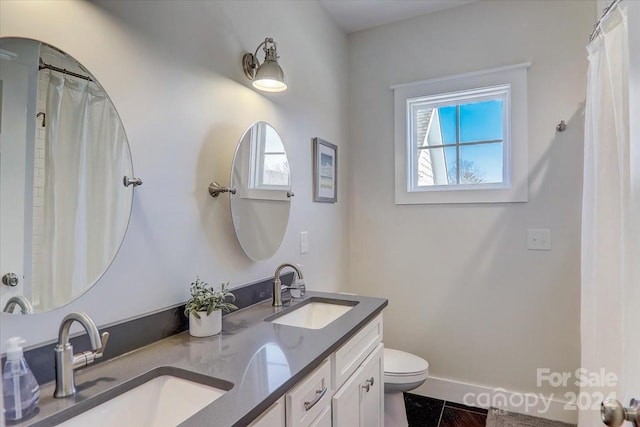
xmin=383 ymin=348 xmax=429 ymax=427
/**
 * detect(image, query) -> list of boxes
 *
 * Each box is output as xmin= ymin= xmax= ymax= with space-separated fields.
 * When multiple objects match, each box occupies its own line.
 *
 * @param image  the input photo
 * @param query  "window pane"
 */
xmin=415 ymin=108 xmax=429 ymax=147
xmin=262 ymin=154 xmax=289 ymax=186
xmin=445 ymin=146 xmax=457 ymax=184
xmin=459 ymin=142 xmax=503 ymax=184
xmin=264 ymin=126 xmax=284 ymax=152
xmin=415 ymin=107 xmax=439 ymax=147
xmin=459 ymin=99 xmax=503 ymax=143
xmin=438 ymin=106 xmax=457 ymax=144
xmin=417 ymin=147 xmax=449 ymax=186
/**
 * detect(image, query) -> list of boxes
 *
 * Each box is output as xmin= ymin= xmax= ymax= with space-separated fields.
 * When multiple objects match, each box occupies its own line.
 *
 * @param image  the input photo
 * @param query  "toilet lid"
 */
xmin=384 ymin=348 xmax=429 ymax=375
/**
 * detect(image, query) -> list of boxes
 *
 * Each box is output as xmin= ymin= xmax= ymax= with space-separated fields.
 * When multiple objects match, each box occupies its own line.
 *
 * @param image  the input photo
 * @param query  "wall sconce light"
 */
xmin=242 ymin=37 xmax=287 ymax=93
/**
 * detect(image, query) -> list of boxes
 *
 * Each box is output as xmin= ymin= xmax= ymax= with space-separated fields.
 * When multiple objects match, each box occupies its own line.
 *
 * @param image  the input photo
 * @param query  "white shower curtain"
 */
xmin=581 ymin=3 xmax=639 ymax=426
xmin=39 ymin=74 xmax=130 ymax=309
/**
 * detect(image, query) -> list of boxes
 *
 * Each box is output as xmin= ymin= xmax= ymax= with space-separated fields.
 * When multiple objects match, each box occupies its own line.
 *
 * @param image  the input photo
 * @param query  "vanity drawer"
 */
xmin=286 ymin=359 xmax=332 ymax=427
xmin=331 ymin=313 xmax=383 ymax=389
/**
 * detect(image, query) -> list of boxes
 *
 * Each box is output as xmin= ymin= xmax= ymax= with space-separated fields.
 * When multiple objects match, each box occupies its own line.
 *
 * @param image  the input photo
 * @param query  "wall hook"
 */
xmin=556 ymin=120 xmax=567 ymax=132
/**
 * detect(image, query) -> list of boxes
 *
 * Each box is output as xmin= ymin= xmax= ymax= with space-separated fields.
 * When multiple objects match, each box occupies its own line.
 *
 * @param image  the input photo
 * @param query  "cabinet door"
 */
xmin=360 ymin=344 xmax=384 ymax=427
xmin=332 ymin=363 xmax=364 ymax=426
xmin=333 ymin=343 xmax=384 ymax=427
xmin=248 ymin=397 xmax=285 ymax=427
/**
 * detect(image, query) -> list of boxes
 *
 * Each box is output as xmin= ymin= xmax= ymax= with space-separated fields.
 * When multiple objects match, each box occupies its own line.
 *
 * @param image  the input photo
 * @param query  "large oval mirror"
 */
xmin=230 ymin=122 xmax=291 ymax=261
xmin=0 ymin=38 xmax=134 ymax=314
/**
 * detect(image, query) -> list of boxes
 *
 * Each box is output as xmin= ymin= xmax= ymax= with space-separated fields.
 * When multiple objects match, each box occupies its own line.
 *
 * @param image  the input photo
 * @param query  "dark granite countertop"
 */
xmin=16 ymin=292 xmax=387 ymax=427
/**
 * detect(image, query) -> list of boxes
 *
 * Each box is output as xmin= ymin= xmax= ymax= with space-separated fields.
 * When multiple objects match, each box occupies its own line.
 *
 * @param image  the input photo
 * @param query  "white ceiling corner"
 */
xmin=320 ymin=0 xmax=477 ymax=34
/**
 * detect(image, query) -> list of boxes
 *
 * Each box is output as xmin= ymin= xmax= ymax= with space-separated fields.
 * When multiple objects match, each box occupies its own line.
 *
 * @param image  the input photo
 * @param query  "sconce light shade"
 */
xmin=243 ymin=38 xmax=287 ymax=93
xmin=253 ymin=60 xmax=287 ymax=92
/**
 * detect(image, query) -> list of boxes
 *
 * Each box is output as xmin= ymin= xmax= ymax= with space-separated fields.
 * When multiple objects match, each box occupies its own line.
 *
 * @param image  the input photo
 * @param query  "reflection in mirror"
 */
xmin=238 ymin=343 xmax=291 ymax=402
xmin=230 ymin=122 xmax=291 ymax=261
xmin=0 ymin=38 xmax=134 ymax=314
xmin=249 ymin=124 xmax=289 ymax=190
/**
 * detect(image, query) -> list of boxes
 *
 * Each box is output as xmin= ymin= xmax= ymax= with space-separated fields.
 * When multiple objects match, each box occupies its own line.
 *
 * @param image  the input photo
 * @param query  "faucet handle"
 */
xmin=74 ymin=332 xmax=110 ymax=368
xmin=289 ymin=279 xmax=306 ymax=299
xmin=95 ymin=332 xmax=110 ymax=358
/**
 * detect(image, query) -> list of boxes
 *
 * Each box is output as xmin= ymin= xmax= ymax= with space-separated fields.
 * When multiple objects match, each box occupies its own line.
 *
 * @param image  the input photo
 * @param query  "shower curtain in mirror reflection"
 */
xmin=581 ymin=4 xmax=639 ymax=427
xmin=38 ymin=74 xmax=129 ymax=309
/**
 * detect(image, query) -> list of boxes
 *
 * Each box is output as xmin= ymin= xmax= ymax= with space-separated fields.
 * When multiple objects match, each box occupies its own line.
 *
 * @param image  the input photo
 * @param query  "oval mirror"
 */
xmin=230 ymin=122 xmax=291 ymax=261
xmin=0 ymin=38 xmax=135 ymax=314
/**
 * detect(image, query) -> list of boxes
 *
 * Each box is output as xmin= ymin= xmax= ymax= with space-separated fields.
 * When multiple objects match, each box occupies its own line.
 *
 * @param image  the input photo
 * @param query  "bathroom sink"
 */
xmin=45 ymin=368 xmax=232 ymax=427
xmin=266 ymin=298 xmax=358 ymax=329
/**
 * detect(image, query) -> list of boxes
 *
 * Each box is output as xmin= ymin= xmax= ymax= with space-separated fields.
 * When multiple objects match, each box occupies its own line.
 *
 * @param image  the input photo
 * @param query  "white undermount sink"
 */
xmin=267 ymin=299 xmax=357 ymax=329
xmin=58 ymin=373 xmax=227 ymax=427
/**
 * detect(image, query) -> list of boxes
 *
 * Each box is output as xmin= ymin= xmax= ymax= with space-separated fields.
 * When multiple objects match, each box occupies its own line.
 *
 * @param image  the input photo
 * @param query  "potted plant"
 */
xmin=184 ymin=278 xmax=237 ymax=337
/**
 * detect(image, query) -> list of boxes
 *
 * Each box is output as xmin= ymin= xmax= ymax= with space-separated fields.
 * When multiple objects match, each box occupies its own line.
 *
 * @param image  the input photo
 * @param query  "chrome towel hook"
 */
xmin=556 ymin=120 xmax=567 ymax=132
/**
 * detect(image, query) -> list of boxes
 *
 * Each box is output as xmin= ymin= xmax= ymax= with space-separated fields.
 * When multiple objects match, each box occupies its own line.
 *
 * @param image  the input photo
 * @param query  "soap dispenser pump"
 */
xmin=2 ymin=337 xmax=40 ymax=421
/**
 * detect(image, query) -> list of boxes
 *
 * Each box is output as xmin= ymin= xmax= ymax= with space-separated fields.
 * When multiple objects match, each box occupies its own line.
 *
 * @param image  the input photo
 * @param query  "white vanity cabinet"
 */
xmin=249 ymin=313 xmax=384 ymax=427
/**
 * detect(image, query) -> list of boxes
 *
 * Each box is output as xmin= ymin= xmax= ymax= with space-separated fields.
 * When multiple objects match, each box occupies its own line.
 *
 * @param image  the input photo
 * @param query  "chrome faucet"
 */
xmin=3 ymin=295 xmax=34 ymax=314
xmin=54 ymin=312 xmax=109 ymax=398
xmin=273 ymin=263 xmax=305 ymax=307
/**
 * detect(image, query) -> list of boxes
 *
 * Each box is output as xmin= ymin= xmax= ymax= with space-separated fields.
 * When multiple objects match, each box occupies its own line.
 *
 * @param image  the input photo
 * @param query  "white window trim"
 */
xmin=393 ymin=62 xmax=530 ymax=204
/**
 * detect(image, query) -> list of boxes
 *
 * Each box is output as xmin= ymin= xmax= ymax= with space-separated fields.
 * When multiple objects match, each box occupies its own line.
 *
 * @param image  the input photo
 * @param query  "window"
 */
xmin=410 ymin=86 xmax=508 ymax=188
xmin=394 ymin=63 xmax=529 ymax=204
xmin=250 ymin=123 xmax=290 ymax=190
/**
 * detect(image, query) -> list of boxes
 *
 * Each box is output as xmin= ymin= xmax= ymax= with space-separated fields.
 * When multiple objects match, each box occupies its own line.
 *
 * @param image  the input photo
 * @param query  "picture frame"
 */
xmin=313 ymin=137 xmax=337 ymax=203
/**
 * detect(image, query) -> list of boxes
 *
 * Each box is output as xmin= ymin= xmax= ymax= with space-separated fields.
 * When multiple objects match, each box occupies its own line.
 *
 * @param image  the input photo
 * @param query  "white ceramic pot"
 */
xmin=189 ymin=309 xmax=222 ymax=337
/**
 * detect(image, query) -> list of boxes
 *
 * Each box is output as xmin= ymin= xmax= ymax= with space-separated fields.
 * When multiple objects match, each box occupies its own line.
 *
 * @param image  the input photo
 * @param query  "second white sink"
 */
xmin=268 ymin=300 xmax=355 ymax=329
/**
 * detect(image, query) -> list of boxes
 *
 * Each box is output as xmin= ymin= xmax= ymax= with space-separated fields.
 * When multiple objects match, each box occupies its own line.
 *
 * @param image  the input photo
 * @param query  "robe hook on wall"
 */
xmin=556 ymin=120 xmax=567 ymax=132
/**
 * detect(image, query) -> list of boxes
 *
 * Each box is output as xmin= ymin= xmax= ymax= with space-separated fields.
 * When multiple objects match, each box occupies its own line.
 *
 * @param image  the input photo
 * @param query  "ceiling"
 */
xmin=319 ymin=0 xmax=477 ymax=34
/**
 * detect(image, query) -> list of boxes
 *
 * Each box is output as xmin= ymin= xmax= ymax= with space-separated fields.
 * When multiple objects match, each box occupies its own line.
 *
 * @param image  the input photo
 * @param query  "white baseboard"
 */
xmin=413 ymin=376 xmax=578 ymax=425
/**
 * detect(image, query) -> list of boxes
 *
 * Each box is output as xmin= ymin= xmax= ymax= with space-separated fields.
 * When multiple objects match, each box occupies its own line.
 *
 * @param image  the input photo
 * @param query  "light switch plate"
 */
xmin=300 ymin=231 xmax=309 ymax=254
xmin=527 ymin=229 xmax=551 ymax=250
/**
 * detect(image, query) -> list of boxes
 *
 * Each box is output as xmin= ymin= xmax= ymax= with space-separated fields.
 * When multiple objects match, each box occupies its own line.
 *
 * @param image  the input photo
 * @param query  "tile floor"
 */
xmin=404 ymin=393 xmax=488 ymax=427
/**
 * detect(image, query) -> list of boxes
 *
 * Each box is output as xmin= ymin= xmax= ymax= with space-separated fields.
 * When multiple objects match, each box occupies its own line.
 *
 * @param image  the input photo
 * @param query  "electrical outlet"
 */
xmin=300 ymin=231 xmax=309 ymax=254
xmin=527 ymin=229 xmax=552 ymax=250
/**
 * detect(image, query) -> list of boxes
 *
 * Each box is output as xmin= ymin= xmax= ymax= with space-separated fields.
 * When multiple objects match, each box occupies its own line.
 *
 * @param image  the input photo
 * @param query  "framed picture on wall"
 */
xmin=313 ymin=137 xmax=337 ymax=203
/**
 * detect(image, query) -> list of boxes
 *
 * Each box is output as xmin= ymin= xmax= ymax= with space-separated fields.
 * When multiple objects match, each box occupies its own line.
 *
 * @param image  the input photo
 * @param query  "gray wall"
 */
xmin=347 ymin=0 xmax=594 ymax=400
xmin=0 ymin=0 xmax=350 ymax=351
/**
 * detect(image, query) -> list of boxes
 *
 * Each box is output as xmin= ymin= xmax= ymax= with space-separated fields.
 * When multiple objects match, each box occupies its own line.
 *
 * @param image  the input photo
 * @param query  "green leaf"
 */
xmin=185 ymin=278 xmax=237 ymax=317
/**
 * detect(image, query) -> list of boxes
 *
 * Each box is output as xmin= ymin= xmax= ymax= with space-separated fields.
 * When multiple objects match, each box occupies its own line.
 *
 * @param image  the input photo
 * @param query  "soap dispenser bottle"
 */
xmin=2 ymin=337 xmax=40 ymax=421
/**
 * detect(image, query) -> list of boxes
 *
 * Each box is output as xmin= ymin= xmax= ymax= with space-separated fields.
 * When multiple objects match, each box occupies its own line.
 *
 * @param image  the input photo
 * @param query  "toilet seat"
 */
xmin=384 ymin=371 xmax=429 ymax=385
xmin=384 ymin=348 xmax=429 ymax=376
xmin=383 ymin=348 xmax=429 ymax=386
